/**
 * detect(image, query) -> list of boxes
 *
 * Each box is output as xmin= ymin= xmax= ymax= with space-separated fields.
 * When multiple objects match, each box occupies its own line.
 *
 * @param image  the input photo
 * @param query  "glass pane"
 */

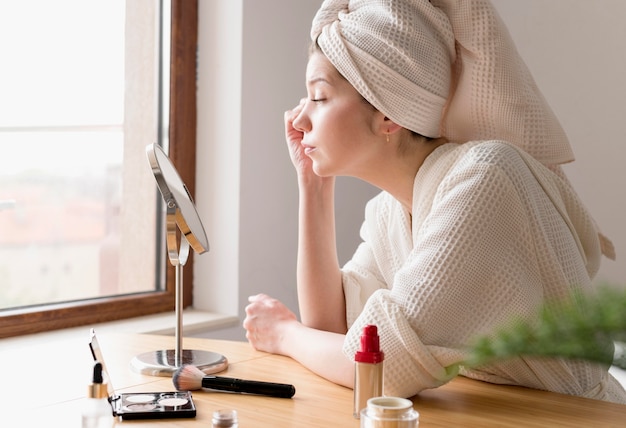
xmin=0 ymin=1 xmax=125 ymax=127
xmin=0 ymin=1 xmax=163 ymax=310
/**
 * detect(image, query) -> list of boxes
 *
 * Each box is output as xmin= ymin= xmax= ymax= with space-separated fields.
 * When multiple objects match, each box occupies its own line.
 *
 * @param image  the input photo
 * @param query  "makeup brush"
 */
xmin=173 ymin=364 xmax=296 ymax=399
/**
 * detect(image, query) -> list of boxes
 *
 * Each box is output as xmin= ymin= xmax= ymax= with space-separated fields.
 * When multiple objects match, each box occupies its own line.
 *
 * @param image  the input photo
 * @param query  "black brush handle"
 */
xmin=201 ymin=375 xmax=295 ymax=398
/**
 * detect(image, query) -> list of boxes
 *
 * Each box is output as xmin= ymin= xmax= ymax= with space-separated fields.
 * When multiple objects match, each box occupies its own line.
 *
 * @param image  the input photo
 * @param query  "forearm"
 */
xmin=296 ymin=175 xmax=347 ymax=333
xmin=283 ymin=320 xmax=354 ymax=388
xmin=244 ymin=294 xmax=352 ymax=388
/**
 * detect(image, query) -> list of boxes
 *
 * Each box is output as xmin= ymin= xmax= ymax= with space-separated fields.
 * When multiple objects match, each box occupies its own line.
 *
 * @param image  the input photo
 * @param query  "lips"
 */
xmin=303 ymin=145 xmax=316 ymax=155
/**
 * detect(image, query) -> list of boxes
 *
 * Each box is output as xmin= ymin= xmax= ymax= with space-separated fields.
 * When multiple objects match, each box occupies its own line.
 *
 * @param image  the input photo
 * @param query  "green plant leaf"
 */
xmin=464 ymin=285 xmax=626 ymax=370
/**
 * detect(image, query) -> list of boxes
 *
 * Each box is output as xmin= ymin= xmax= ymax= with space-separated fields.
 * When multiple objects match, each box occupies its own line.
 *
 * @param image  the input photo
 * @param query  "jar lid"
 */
xmin=362 ymin=396 xmax=419 ymax=423
xmin=212 ymin=409 xmax=238 ymax=427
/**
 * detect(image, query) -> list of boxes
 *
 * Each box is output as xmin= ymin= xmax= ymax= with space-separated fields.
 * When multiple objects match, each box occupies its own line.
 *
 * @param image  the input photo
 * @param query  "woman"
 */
xmin=243 ymin=0 xmax=626 ymax=404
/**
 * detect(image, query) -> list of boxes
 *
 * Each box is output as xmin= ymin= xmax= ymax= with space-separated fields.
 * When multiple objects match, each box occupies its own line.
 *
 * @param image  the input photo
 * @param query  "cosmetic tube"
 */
xmin=353 ymin=324 xmax=384 ymax=419
xmin=82 ymin=362 xmax=112 ymax=428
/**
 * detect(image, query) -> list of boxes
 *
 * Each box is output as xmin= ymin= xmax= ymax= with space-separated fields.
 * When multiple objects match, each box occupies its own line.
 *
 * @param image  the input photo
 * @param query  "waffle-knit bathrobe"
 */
xmin=341 ymin=140 xmax=626 ymax=404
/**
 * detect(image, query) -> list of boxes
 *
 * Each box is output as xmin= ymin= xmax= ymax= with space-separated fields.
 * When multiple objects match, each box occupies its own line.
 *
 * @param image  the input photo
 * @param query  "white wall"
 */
xmin=194 ymin=0 xmax=377 ymax=340
xmin=491 ymin=0 xmax=626 ymax=286
xmin=193 ymin=1 xmax=626 ymax=340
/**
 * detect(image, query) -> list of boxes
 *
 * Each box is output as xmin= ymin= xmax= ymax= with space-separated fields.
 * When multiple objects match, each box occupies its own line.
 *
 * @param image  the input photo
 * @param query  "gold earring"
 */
xmin=386 ymin=133 xmax=390 ymax=144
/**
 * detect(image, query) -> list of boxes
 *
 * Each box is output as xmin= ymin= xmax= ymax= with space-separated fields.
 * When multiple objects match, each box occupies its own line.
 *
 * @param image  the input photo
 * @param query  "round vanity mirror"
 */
xmin=146 ymin=142 xmax=209 ymax=256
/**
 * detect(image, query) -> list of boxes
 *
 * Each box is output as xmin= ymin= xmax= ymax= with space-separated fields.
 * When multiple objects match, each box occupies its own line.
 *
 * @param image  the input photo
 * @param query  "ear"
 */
xmin=378 ymin=115 xmax=403 ymax=138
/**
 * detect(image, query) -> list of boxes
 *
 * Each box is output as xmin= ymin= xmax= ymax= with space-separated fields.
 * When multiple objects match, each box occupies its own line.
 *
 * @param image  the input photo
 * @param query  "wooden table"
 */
xmin=2 ymin=332 xmax=624 ymax=426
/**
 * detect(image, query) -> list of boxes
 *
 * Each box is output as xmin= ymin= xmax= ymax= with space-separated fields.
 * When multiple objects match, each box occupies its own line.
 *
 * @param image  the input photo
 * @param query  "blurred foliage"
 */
xmin=464 ymin=285 xmax=626 ymax=370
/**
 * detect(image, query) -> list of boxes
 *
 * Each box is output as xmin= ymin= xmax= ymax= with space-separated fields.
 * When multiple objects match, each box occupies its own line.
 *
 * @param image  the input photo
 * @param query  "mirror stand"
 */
xmin=130 ymin=143 xmax=228 ymax=377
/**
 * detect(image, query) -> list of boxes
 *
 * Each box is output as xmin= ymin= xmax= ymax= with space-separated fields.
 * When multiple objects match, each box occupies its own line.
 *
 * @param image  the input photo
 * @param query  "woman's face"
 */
xmin=292 ymin=51 xmax=383 ymax=178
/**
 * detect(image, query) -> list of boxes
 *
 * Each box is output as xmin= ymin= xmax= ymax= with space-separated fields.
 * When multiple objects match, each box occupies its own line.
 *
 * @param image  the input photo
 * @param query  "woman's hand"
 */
xmin=243 ymin=294 xmax=354 ymax=388
xmin=284 ymin=99 xmax=314 ymax=177
xmin=243 ymin=293 xmax=298 ymax=356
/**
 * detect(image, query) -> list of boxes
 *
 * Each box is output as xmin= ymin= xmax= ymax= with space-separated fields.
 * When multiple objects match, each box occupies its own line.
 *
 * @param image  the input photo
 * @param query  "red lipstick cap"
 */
xmin=355 ymin=324 xmax=384 ymax=364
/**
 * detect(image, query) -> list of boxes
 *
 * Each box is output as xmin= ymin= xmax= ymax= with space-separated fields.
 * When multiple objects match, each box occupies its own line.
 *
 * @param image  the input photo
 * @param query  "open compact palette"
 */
xmin=88 ymin=329 xmax=196 ymax=420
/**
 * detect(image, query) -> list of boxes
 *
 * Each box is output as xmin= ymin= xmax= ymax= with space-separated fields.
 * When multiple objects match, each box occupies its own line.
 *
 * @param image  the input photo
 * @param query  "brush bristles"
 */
xmin=172 ymin=364 xmax=205 ymax=391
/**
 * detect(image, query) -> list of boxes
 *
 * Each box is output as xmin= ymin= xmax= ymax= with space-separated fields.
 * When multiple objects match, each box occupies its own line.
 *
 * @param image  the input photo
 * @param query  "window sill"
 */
xmin=0 ymin=310 xmax=239 ymax=348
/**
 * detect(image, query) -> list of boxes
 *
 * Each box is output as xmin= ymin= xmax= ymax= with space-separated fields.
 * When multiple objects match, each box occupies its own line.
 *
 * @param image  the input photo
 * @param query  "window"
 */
xmin=0 ymin=0 xmax=198 ymax=338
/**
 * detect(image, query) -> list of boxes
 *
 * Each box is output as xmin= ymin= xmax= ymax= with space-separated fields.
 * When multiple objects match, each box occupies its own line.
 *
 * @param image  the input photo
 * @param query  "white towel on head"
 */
xmin=311 ymin=0 xmax=455 ymax=138
xmin=433 ymin=0 xmax=574 ymax=165
xmin=311 ymin=0 xmax=574 ymax=166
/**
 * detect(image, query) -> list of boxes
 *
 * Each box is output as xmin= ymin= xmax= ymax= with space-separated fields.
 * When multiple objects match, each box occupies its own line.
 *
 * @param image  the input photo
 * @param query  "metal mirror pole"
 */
xmin=164 ymin=197 xmax=189 ymax=368
xmin=173 ymin=237 xmax=188 ymax=368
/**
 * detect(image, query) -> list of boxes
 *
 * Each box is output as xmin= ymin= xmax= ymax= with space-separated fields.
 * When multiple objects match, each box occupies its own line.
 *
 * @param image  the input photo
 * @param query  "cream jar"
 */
xmin=360 ymin=396 xmax=419 ymax=428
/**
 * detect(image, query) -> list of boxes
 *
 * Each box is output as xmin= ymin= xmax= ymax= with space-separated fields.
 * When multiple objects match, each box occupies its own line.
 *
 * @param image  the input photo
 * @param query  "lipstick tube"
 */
xmin=353 ymin=324 xmax=384 ymax=419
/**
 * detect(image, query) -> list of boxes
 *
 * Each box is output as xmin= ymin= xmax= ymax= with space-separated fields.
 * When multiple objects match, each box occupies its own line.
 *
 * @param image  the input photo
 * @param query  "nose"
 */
xmin=292 ymin=100 xmax=310 ymax=133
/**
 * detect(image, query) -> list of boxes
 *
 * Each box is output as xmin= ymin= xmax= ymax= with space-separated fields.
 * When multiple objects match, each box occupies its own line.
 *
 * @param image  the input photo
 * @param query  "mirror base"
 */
xmin=130 ymin=349 xmax=228 ymax=377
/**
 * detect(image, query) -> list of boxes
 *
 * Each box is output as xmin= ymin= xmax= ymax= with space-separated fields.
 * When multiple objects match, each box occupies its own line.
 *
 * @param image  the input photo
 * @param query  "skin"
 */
xmin=243 ymin=51 xmax=446 ymax=388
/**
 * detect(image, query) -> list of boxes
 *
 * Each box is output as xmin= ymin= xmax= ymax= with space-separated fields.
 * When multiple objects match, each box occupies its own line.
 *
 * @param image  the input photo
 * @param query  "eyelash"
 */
xmin=310 ymin=98 xmax=325 ymax=103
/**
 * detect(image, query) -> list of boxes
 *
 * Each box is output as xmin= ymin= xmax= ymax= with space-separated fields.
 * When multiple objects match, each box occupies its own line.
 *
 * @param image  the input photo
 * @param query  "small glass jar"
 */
xmin=212 ymin=409 xmax=238 ymax=428
xmin=360 ymin=397 xmax=419 ymax=428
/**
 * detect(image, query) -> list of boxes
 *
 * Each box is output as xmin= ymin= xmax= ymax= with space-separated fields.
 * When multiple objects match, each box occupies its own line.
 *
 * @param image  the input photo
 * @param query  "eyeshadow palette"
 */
xmin=88 ymin=329 xmax=196 ymax=420
xmin=108 ymin=391 xmax=196 ymax=420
